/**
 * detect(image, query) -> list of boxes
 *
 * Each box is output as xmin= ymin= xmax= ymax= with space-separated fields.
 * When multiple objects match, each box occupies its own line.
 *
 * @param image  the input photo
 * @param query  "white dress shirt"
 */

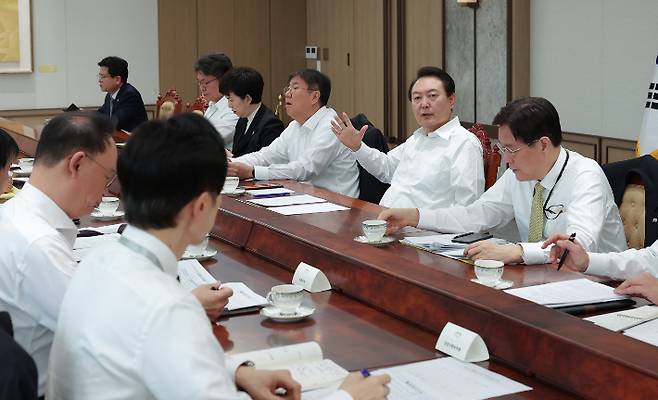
xmin=0 ymin=182 xmax=77 ymax=396
xmin=354 ymin=116 xmax=484 ymax=208
xmin=205 ymin=96 xmax=239 ymax=151
xmin=235 ymin=106 xmax=360 ymax=197
xmin=418 ymin=147 xmax=627 ymax=264
xmin=586 ymin=239 xmax=658 ymax=280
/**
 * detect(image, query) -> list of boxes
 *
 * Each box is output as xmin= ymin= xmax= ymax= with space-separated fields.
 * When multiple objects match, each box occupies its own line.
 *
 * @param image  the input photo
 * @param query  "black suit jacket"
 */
xmin=0 ymin=312 xmax=38 ymax=400
xmin=603 ymin=155 xmax=658 ymax=247
xmin=98 ymin=82 xmax=148 ymax=132
xmin=231 ymin=105 xmax=284 ymax=157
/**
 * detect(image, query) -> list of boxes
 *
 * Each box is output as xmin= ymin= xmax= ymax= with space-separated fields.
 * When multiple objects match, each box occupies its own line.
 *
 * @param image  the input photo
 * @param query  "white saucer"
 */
xmin=353 ymin=235 xmax=396 ymax=246
xmin=261 ymin=305 xmax=315 ymax=322
xmin=470 ymin=278 xmax=514 ymax=289
xmin=221 ymin=188 xmax=246 ymax=196
xmin=181 ymin=248 xmax=218 ymax=261
xmin=90 ymin=210 xmax=125 ymax=221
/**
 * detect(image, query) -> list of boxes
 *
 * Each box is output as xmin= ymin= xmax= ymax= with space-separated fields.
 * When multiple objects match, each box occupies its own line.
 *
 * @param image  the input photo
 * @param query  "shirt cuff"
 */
xmin=353 ymin=142 xmax=368 ymax=156
xmin=417 ymin=208 xmax=433 ymax=230
xmin=226 ymin=358 xmax=250 ymax=383
xmin=584 ymin=252 xmax=608 ymax=277
xmin=253 ymin=166 xmax=269 ymax=181
xmin=519 ymin=242 xmax=549 ymax=265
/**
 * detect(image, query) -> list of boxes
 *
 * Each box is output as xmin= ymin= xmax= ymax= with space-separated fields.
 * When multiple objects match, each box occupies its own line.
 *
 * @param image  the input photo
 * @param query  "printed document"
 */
xmin=504 ymin=278 xmax=627 ymax=308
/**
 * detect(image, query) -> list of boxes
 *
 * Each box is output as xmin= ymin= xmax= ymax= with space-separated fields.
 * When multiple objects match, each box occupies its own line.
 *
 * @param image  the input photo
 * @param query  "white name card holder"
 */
xmin=435 ymin=322 xmax=489 ymax=362
xmin=292 ymin=262 xmax=331 ymax=293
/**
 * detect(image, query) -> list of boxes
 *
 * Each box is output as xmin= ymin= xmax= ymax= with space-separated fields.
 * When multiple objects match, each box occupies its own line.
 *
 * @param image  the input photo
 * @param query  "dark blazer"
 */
xmin=350 ymin=113 xmax=390 ymax=204
xmin=98 ymin=82 xmax=148 ymax=132
xmin=603 ymin=155 xmax=658 ymax=247
xmin=231 ymin=105 xmax=284 ymax=157
xmin=0 ymin=312 xmax=38 ymax=400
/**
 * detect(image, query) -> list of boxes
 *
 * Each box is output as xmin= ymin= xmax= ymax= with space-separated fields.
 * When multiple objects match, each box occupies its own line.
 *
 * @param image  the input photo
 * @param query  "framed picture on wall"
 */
xmin=0 ymin=0 xmax=32 ymax=73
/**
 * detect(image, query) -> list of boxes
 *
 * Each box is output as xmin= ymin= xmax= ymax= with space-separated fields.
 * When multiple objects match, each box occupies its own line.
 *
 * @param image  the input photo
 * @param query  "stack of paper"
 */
xmin=505 ymin=279 xmax=628 ymax=308
xmin=585 ymin=305 xmax=658 ymax=332
xmin=267 ymin=202 xmax=349 ymax=216
xmin=401 ymin=234 xmax=469 ymax=258
xmin=245 ymin=187 xmax=294 ymax=196
xmin=177 ymin=259 xmax=268 ymax=314
xmin=247 ymin=194 xmax=326 ymax=207
xmin=624 ymin=318 xmax=658 ymax=347
xmin=78 ymin=223 xmax=125 ymax=235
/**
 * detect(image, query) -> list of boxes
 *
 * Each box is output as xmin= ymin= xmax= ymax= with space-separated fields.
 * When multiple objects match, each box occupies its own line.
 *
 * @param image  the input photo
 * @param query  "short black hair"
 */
xmin=407 ymin=66 xmax=455 ymax=101
xmin=288 ymin=69 xmax=331 ymax=106
xmin=194 ymin=53 xmax=233 ymax=80
xmin=492 ymin=97 xmax=562 ymax=146
xmin=98 ymin=56 xmax=129 ymax=83
xmin=0 ymin=128 xmax=19 ymax=168
xmin=34 ymin=111 xmax=114 ymax=167
xmin=118 ymin=113 xmax=228 ymax=230
xmin=219 ymin=67 xmax=264 ymax=104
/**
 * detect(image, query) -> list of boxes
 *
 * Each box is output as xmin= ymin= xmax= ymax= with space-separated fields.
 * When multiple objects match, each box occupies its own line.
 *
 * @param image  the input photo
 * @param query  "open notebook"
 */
xmin=227 ymin=342 xmax=348 ymax=392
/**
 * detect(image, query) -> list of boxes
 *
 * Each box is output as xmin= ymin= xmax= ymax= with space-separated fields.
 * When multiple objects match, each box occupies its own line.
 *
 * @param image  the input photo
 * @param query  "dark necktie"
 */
xmin=234 ymin=118 xmax=248 ymax=149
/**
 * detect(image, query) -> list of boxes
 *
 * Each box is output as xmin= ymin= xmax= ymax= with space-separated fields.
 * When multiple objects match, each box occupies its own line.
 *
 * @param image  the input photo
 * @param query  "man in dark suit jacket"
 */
xmin=97 ymin=56 xmax=148 ymax=132
xmin=219 ymin=67 xmax=284 ymax=157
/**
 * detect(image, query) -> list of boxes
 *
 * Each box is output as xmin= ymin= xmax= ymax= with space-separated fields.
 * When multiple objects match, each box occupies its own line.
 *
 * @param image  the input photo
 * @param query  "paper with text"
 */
xmin=248 ymin=194 xmax=326 ymax=207
xmin=268 ymin=202 xmax=349 ymax=216
xmin=245 ymin=188 xmax=295 ymax=196
xmin=504 ymin=278 xmax=627 ymax=308
xmin=585 ymin=305 xmax=658 ymax=332
xmin=624 ymin=318 xmax=658 ymax=346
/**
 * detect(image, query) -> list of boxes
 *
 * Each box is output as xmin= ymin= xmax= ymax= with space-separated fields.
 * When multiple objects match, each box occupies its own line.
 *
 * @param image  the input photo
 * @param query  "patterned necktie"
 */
xmin=528 ymin=182 xmax=545 ymax=242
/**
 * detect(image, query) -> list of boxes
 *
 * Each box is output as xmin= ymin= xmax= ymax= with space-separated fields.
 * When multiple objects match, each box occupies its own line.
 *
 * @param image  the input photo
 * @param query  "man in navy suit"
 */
xmin=219 ymin=67 xmax=284 ymax=157
xmin=97 ymin=56 xmax=148 ymax=132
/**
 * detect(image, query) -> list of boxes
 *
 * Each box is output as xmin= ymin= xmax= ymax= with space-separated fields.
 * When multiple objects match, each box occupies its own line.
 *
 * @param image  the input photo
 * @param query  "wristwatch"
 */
xmin=240 ymin=360 xmax=255 ymax=368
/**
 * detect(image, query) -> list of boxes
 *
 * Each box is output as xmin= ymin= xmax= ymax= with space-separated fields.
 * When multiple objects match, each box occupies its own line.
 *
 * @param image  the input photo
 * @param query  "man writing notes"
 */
xmin=229 ymin=69 xmax=360 ymax=197
xmin=379 ymin=97 xmax=627 ymax=265
xmin=47 ymin=113 xmax=390 ymax=400
xmin=195 ymin=53 xmax=239 ymax=151
xmin=97 ymin=56 xmax=148 ymax=132
xmin=331 ymin=66 xmax=484 ymax=208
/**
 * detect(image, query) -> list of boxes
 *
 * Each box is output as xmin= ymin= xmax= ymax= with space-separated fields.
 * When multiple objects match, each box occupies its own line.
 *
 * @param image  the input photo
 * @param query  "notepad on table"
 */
xmin=504 ymin=278 xmax=628 ymax=308
xmin=247 ymin=194 xmax=326 ymax=207
xmin=585 ymin=305 xmax=658 ymax=332
xmin=246 ymin=187 xmax=294 ymax=196
xmin=177 ymin=259 xmax=268 ymax=314
xmin=268 ymin=202 xmax=349 ymax=216
xmin=228 ymin=342 xmax=349 ymax=392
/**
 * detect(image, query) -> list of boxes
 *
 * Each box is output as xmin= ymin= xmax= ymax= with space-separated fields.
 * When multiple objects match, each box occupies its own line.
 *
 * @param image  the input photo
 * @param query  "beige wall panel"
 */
xmin=510 ymin=0 xmax=530 ymax=100
xmin=562 ymin=132 xmax=599 ymax=161
xmin=603 ymin=138 xmax=637 ymax=164
xmin=197 ymin=0 xmax=235 ymax=58
xmin=353 ymin=0 xmax=384 ymax=130
xmin=270 ymin=0 xmax=307 ymax=118
xmin=404 ymin=0 xmax=443 ymax=136
xmin=158 ymin=0 xmax=199 ymax=102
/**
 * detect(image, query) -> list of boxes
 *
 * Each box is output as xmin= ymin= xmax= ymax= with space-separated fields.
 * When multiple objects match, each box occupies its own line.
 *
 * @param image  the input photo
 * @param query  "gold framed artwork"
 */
xmin=0 ymin=0 xmax=32 ymax=73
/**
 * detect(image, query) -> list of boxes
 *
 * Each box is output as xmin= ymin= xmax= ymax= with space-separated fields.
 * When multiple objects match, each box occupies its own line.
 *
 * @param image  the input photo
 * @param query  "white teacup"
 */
xmin=223 ymin=177 xmax=240 ymax=193
xmin=474 ymin=259 xmax=504 ymax=284
xmin=266 ymin=284 xmax=304 ymax=315
xmin=97 ymin=196 xmax=120 ymax=215
xmin=186 ymin=235 xmax=209 ymax=257
xmin=18 ymin=158 xmax=34 ymax=172
xmin=362 ymin=219 xmax=387 ymax=243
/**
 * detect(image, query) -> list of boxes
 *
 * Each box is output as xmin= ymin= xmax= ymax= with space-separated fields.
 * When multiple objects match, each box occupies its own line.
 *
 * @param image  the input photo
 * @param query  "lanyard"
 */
xmin=542 ymin=150 xmax=570 ymax=211
xmin=118 ymin=236 xmax=163 ymax=272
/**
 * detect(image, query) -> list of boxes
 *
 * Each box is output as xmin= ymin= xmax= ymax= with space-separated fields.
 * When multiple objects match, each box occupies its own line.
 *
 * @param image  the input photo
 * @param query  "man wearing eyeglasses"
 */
xmin=379 ymin=97 xmax=627 ymax=265
xmin=0 ymin=112 xmax=117 ymax=397
xmin=228 ymin=69 xmax=360 ymax=197
xmin=97 ymin=56 xmax=148 ymax=132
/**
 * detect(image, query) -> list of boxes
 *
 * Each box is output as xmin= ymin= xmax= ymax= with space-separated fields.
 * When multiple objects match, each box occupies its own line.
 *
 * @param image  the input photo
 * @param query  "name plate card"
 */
xmin=435 ymin=322 xmax=489 ymax=362
xmin=292 ymin=262 xmax=332 ymax=293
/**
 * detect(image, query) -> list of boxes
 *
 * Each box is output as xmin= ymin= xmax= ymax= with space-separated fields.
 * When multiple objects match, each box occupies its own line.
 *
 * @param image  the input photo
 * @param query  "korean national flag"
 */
xmin=639 ymin=53 xmax=658 ymax=155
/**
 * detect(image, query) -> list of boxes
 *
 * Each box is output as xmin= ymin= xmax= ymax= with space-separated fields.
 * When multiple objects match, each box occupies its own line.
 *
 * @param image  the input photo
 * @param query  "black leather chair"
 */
xmin=350 ymin=114 xmax=391 ymax=204
xmin=0 ymin=312 xmax=38 ymax=400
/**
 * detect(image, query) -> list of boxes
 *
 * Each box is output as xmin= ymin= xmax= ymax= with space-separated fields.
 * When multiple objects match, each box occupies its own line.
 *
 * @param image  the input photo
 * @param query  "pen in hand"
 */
xmin=556 ymin=232 xmax=576 ymax=271
xmin=360 ymin=368 xmax=370 ymax=378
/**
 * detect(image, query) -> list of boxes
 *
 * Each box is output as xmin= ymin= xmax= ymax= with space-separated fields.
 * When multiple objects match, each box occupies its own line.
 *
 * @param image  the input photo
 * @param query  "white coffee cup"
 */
xmin=266 ymin=284 xmax=304 ymax=315
xmin=97 ymin=196 xmax=120 ymax=215
xmin=362 ymin=219 xmax=387 ymax=243
xmin=18 ymin=158 xmax=34 ymax=172
xmin=474 ymin=259 xmax=505 ymax=284
xmin=186 ymin=235 xmax=209 ymax=257
xmin=223 ymin=176 xmax=240 ymax=193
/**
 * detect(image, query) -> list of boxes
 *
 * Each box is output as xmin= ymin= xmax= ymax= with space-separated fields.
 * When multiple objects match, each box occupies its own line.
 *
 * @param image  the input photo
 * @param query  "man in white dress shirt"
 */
xmin=379 ymin=97 xmax=627 ymax=265
xmin=47 ymin=113 xmax=389 ymax=400
xmin=331 ymin=66 xmax=484 ymax=208
xmin=195 ymin=53 xmax=239 ymax=150
xmin=0 ymin=112 xmax=117 ymax=397
xmin=228 ymin=69 xmax=360 ymax=197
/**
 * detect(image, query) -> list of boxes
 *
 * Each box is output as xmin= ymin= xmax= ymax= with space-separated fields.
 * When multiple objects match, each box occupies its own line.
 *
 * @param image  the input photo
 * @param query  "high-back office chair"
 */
xmin=603 ymin=155 xmax=658 ymax=249
xmin=350 ymin=114 xmax=390 ymax=204
xmin=467 ymin=123 xmax=501 ymax=189
xmin=0 ymin=311 xmax=38 ymax=400
xmin=186 ymin=95 xmax=208 ymax=115
xmin=155 ymin=89 xmax=183 ymax=120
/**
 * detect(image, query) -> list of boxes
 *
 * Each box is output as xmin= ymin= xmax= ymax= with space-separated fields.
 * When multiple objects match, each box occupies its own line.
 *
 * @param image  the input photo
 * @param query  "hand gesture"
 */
xmin=377 ymin=208 xmax=420 ymax=233
xmin=330 ymin=112 xmax=367 ymax=152
xmin=191 ymin=283 xmax=233 ymax=321
xmin=542 ymin=233 xmax=589 ymax=272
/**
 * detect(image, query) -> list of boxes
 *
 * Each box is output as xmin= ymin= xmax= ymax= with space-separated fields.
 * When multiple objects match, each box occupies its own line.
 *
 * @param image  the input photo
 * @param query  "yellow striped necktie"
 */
xmin=528 ymin=182 xmax=545 ymax=242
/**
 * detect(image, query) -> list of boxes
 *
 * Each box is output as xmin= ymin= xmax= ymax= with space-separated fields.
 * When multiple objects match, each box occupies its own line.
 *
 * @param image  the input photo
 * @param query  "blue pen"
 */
xmin=251 ymin=192 xmax=292 ymax=199
xmin=360 ymin=368 xmax=370 ymax=378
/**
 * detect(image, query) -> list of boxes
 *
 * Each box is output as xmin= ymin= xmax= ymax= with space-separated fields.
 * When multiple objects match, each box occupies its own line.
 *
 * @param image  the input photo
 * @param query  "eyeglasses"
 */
xmin=198 ymin=78 xmax=218 ymax=88
xmin=282 ymin=85 xmax=317 ymax=95
xmin=85 ymin=153 xmax=117 ymax=188
xmin=494 ymin=139 xmax=539 ymax=156
xmin=544 ymin=203 xmax=566 ymax=220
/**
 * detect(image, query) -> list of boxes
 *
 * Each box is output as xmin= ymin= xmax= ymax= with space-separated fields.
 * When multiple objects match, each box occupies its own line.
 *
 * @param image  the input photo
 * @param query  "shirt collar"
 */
xmin=18 ymin=182 xmax=77 ymax=247
xmin=421 ymin=116 xmax=460 ymax=139
xmin=537 ymin=146 xmax=567 ymax=190
xmin=293 ymin=106 xmax=328 ymax=132
xmin=120 ymin=225 xmax=178 ymax=278
xmin=245 ymin=104 xmax=261 ymax=131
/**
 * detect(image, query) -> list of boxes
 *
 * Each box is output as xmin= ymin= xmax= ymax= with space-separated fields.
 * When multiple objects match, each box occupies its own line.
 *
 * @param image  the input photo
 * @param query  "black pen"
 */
xmin=557 ymin=232 xmax=576 ymax=271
